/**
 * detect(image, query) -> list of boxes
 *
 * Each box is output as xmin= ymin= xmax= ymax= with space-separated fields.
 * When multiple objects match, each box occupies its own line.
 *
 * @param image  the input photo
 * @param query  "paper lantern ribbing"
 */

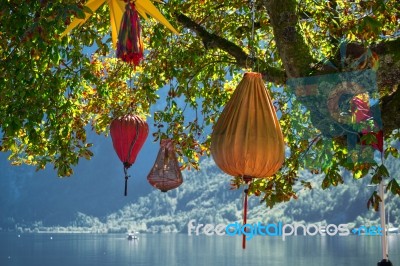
xmin=147 ymin=139 xmax=183 ymax=192
xmin=110 ymin=114 xmax=149 ymax=196
xmin=210 ymin=72 xmax=285 ymax=249
xmin=211 ymin=72 xmax=285 ymax=178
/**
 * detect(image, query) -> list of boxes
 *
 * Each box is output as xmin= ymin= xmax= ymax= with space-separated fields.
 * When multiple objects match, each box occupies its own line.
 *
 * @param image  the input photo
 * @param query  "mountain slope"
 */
xmin=2 ymin=150 xmax=400 ymax=233
xmin=18 ymin=158 xmax=399 ymax=234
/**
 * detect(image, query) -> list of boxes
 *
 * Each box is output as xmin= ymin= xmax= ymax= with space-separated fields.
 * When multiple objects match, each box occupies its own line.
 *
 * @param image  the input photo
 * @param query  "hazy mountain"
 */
xmin=3 ymin=154 xmax=400 ymax=233
xmin=89 ymin=158 xmax=400 ymax=233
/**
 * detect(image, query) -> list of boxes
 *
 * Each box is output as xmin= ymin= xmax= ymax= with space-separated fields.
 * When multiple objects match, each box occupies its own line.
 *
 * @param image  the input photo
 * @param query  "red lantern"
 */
xmin=110 ymin=114 xmax=149 ymax=196
xmin=147 ymin=139 xmax=183 ymax=192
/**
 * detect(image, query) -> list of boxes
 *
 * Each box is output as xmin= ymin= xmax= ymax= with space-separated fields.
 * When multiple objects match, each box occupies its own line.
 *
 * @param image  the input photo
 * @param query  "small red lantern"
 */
xmin=110 ymin=114 xmax=149 ymax=196
xmin=147 ymin=139 xmax=183 ymax=192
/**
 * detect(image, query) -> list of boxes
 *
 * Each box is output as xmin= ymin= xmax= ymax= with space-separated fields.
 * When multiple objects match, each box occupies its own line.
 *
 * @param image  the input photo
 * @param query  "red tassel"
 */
xmin=242 ymin=189 xmax=248 ymax=249
xmin=117 ymin=2 xmax=144 ymax=66
xmin=242 ymin=176 xmax=252 ymax=250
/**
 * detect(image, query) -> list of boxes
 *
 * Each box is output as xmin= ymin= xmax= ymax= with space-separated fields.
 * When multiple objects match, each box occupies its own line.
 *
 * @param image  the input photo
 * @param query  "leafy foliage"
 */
xmin=0 ymin=0 xmax=399 ymax=208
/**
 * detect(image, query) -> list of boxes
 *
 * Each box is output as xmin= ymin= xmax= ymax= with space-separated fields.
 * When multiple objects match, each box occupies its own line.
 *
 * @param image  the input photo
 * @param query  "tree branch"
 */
xmin=175 ymin=12 xmax=286 ymax=84
xmin=372 ymin=38 xmax=400 ymax=92
xmin=263 ymin=0 xmax=400 ymax=133
xmin=381 ymin=86 xmax=400 ymax=132
xmin=174 ymin=7 xmax=400 ymax=134
xmin=263 ymin=0 xmax=316 ymax=78
xmin=328 ymin=40 xmax=400 ymax=133
xmin=373 ymin=38 xmax=400 ymax=132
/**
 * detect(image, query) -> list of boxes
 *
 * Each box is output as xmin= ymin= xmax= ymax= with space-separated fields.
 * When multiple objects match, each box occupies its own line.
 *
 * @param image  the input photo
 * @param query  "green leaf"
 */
xmin=360 ymin=133 xmax=377 ymax=145
xmin=377 ymin=164 xmax=390 ymax=178
xmin=385 ymin=146 xmax=399 ymax=159
xmin=371 ymin=172 xmax=382 ymax=184
xmin=363 ymin=16 xmax=383 ymax=35
xmin=386 ymin=179 xmax=400 ymax=196
xmin=74 ymin=8 xmax=86 ymax=20
xmin=367 ymin=191 xmax=381 ymax=211
xmin=82 ymin=6 xmax=94 ymax=15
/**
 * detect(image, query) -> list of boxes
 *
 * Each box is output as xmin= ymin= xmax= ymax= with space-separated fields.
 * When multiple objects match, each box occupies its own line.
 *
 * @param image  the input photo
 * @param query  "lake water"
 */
xmin=0 ymin=233 xmax=399 ymax=266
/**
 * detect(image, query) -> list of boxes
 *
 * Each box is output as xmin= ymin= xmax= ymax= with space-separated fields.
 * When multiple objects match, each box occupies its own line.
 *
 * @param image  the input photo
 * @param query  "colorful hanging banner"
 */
xmin=61 ymin=0 xmax=178 ymax=48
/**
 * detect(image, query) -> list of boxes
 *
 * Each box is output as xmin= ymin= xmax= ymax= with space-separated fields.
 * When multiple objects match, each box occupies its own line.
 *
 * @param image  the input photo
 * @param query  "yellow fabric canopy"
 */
xmin=61 ymin=0 xmax=178 ymax=48
xmin=211 ymin=72 xmax=285 ymax=178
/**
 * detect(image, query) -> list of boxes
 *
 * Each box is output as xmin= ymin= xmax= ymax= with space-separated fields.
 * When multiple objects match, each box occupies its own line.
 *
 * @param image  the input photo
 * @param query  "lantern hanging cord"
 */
xmin=249 ymin=0 xmax=256 ymax=66
xmin=123 ymin=165 xmax=130 ymax=196
xmin=242 ymin=175 xmax=253 ymax=249
xmin=167 ymin=31 xmax=173 ymax=112
xmin=129 ymin=66 xmax=134 ymax=90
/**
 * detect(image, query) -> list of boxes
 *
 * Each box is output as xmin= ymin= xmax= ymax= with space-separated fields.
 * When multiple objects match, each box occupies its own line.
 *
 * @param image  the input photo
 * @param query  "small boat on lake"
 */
xmin=127 ymin=231 xmax=139 ymax=240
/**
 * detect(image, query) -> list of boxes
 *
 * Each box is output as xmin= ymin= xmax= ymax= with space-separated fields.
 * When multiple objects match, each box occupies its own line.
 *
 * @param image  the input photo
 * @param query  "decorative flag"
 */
xmin=61 ymin=0 xmax=178 ymax=64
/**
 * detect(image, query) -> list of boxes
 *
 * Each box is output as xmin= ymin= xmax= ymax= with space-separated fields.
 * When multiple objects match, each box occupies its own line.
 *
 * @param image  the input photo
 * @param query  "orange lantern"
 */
xmin=211 ymin=72 xmax=285 ymax=249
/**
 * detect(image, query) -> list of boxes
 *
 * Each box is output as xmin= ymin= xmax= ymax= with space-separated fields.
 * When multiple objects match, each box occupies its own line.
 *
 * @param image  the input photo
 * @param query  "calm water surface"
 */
xmin=1 ymin=233 xmax=399 ymax=266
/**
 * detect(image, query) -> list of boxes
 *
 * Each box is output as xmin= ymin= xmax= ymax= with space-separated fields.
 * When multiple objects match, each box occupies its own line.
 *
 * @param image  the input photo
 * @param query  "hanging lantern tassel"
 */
xmin=123 ymin=164 xmax=130 ymax=196
xmin=242 ymin=176 xmax=252 ymax=249
xmin=117 ymin=2 xmax=144 ymax=66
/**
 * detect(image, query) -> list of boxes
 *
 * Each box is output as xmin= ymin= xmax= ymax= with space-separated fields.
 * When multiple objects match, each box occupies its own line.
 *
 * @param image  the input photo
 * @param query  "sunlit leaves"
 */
xmin=0 ymin=0 xmax=399 ymax=209
xmin=298 ymin=0 xmax=399 ymax=60
xmin=0 ymin=1 xmax=134 ymax=176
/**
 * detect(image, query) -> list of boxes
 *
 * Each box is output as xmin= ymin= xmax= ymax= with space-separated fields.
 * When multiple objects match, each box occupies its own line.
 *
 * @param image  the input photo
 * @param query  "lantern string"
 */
xmin=242 ymin=175 xmax=252 ymax=249
xmin=165 ymin=31 xmax=174 ymax=141
xmin=129 ymin=66 xmax=134 ymax=90
xmin=123 ymin=166 xmax=130 ymax=196
xmin=167 ymin=31 xmax=173 ymax=112
xmin=249 ymin=0 xmax=256 ymax=70
xmin=243 ymin=187 xmax=249 ymax=249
